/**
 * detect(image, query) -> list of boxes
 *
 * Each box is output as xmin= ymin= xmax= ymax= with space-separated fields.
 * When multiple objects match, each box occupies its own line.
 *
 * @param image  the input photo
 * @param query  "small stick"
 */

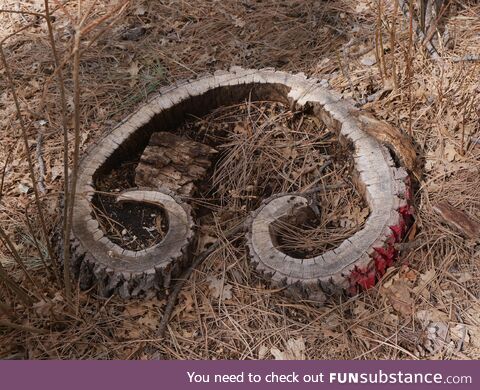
xmin=399 ymin=0 xmax=440 ymax=60
xmin=452 ymin=54 xmax=480 ymax=63
xmin=36 ymin=129 xmax=46 ymax=194
xmin=0 ymin=319 xmax=45 ymax=333
xmin=157 ymin=224 xmax=244 ymax=338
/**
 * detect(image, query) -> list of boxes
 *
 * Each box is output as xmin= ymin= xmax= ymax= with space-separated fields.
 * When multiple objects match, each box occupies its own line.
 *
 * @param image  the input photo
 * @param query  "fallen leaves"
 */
xmin=32 ymin=292 xmax=65 ymax=318
xmin=338 ymin=205 xmax=369 ymax=228
xmin=415 ymin=309 xmax=450 ymax=357
xmin=207 ymin=275 xmax=233 ymax=302
xmin=383 ymin=279 xmax=414 ymax=316
xmin=115 ymin=299 xmax=162 ymax=340
xmin=444 ymin=142 xmax=458 ymax=163
xmin=126 ymin=61 xmax=140 ymax=87
xmin=380 ymin=266 xmax=440 ymax=320
xmin=270 ymin=337 xmax=306 ymax=360
xmin=355 ymin=0 xmax=372 ymax=13
xmin=17 ymin=183 xmax=30 ymax=194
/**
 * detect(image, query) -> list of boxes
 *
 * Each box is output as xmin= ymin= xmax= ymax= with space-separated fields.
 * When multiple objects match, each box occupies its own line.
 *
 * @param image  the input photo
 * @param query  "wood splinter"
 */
xmin=433 ymin=201 xmax=480 ymax=240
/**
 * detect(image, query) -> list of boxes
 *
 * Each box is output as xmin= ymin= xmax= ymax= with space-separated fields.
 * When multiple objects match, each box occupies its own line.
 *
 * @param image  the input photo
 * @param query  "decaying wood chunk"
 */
xmin=356 ymin=112 xmax=420 ymax=179
xmin=135 ymin=132 xmax=217 ymax=196
xmin=433 ymin=201 xmax=480 ymax=240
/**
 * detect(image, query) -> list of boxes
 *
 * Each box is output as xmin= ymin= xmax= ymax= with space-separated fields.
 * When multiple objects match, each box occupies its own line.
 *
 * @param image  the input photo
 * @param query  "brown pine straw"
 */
xmin=0 ymin=0 xmax=479 ymax=360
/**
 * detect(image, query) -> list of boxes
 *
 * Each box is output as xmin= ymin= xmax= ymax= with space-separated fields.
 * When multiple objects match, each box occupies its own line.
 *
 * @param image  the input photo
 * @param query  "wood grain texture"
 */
xmin=433 ymin=201 xmax=480 ymax=240
xmin=135 ymin=132 xmax=217 ymax=196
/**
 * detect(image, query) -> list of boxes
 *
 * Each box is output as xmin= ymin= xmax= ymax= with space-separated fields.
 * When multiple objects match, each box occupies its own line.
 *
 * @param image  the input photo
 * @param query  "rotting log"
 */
xmin=69 ymin=67 xmax=416 ymax=300
xmin=135 ymin=131 xmax=217 ymax=196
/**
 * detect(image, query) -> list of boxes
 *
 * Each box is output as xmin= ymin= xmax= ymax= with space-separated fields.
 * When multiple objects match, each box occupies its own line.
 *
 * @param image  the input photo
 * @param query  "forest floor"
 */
xmin=0 ymin=0 xmax=479 ymax=359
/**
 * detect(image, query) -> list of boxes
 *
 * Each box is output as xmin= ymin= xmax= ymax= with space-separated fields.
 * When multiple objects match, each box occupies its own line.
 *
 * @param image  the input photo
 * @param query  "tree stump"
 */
xmin=69 ymin=67 xmax=415 ymax=300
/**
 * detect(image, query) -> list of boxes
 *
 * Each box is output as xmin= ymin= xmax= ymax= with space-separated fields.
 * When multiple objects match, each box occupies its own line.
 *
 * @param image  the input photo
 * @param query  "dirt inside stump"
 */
xmin=93 ymin=160 xmax=169 ymax=251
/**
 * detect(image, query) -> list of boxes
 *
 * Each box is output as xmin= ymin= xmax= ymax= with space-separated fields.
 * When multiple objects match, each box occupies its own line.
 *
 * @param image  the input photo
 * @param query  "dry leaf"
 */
xmin=270 ymin=337 xmax=306 ymax=360
xmin=415 ymin=309 xmax=450 ymax=357
xmin=127 ymin=61 xmax=140 ymax=87
xmin=134 ymin=3 xmax=147 ymax=15
xmin=171 ymin=291 xmax=196 ymax=322
xmin=411 ymin=269 xmax=435 ymax=300
xmin=450 ymin=324 xmax=470 ymax=344
xmin=444 ymin=143 xmax=458 ymax=162
xmin=17 ymin=183 xmax=29 ymax=194
xmin=50 ymin=164 xmax=65 ymax=181
xmin=355 ymin=1 xmax=371 ymax=13
xmin=233 ymin=123 xmax=250 ymax=135
xmin=457 ymin=272 xmax=473 ymax=283
xmin=402 ymin=267 xmax=418 ymax=284
xmin=138 ymin=311 xmax=158 ymax=331
xmin=123 ymin=304 xmax=146 ymax=318
xmin=32 ymin=293 xmax=64 ymax=317
xmin=258 ymin=345 xmax=268 ymax=359
xmin=339 ymin=206 xmax=369 ymax=228
xmin=353 ymin=301 xmax=367 ymax=316
xmin=416 ymin=309 xmax=449 ymax=326
xmin=232 ymin=15 xmax=245 ymax=28
xmin=207 ymin=276 xmax=233 ymax=301
xmin=383 ymin=279 xmax=414 ymax=316
xmin=360 ymin=52 xmax=376 ymax=66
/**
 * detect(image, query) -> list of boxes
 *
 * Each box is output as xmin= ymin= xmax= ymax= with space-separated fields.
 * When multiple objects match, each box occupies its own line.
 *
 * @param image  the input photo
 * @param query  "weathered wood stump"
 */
xmin=70 ymin=67 xmax=415 ymax=299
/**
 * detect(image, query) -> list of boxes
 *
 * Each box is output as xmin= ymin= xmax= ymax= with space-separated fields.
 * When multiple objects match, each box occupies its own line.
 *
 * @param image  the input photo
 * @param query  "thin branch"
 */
xmin=399 ymin=0 xmax=440 ymax=60
xmin=35 ymin=129 xmax=46 ymax=194
xmin=0 ymin=262 xmax=34 ymax=306
xmin=0 ymin=44 xmax=57 ymax=276
xmin=44 ymin=0 xmax=70 ymax=290
xmin=63 ymin=26 xmax=82 ymax=303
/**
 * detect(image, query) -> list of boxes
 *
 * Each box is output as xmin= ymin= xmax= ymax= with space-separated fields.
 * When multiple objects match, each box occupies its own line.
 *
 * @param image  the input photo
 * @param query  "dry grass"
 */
xmin=0 ymin=0 xmax=479 ymax=360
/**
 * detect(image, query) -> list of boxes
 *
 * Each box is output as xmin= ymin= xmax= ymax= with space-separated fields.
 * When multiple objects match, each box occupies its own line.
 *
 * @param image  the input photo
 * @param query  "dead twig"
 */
xmin=0 ymin=28 xmax=57 ymax=285
xmin=0 ymin=319 xmax=45 ymax=333
xmin=35 ymin=129 xmax=46 ymax=194
xmin=399 ymin=0 xmax=440 ymax=60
